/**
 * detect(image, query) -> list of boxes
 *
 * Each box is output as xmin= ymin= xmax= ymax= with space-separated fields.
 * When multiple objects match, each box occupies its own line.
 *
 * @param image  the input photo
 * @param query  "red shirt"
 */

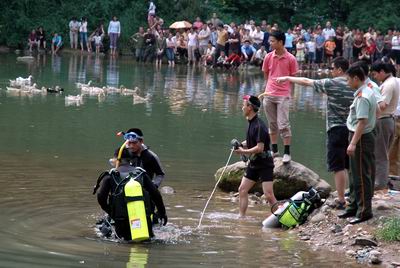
xmin=262 ymin=50 xmax=298 ymax=97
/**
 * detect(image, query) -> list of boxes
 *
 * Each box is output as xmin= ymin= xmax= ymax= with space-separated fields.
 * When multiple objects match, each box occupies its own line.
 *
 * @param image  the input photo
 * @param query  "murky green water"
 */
xmin=0 ymin=53 xmax=360 ymax=267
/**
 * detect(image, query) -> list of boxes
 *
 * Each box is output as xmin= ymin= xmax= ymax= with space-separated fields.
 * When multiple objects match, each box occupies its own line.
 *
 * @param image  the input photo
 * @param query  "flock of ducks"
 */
xmin=68 ymin=80 xmax=151 ymax=106
xmin=6 ymin=75 xmax=64 ymax=96
xmin=4 ymin=76 xmax=150 ymax=106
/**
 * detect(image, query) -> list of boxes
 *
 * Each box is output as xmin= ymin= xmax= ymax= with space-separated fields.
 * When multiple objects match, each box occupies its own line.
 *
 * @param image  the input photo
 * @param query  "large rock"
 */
xmin=215 ymin=157 xmax=331 ymax=200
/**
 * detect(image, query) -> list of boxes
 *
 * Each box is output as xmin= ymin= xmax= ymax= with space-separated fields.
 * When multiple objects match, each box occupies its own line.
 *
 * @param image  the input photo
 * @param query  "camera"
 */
xmin=230 ymin=139 xmax=248 ymax=162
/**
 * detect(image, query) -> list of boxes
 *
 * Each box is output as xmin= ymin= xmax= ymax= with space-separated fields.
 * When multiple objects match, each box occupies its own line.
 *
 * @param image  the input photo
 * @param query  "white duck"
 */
xmin=122 ymin=86 xmax=139 ymax=96
xmin=133 ymin=92 xmax=151 ymax=104
xmin=76 ymin=80 xmax=92 ymax=89
xmin=65 ymin=94 xmax=83 ymax=102
xmin=104 ymin=86 xmax=122 ymax=94
xmin=15 ymin=75 xmax=33 ymax=86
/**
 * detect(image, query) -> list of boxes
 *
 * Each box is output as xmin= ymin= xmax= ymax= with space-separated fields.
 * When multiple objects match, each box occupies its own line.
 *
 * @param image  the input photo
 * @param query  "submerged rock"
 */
xmin=215 ymin=158 xmax=331 ymax=200
xmin=160 ymin=186 xmax=175 ymax=195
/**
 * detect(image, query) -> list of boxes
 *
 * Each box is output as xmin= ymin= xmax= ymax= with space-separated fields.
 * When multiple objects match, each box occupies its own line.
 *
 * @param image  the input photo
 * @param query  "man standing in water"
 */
xmin=262 ymin=31 xmax=298 ymax=163
xmin=276 ymin=57 xmax=354 ymax=209
xmin=338 ymin=64 xmax=377 ymax=224
xmin=235 ymin=95 xmax=277 ymax=218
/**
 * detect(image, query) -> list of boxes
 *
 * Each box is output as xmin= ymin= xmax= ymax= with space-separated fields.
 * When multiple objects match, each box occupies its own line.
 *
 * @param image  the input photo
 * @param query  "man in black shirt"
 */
xmin=113 ymin=128 xmax=165 ymax=188
xmin=235 ymin=95 xmax=277 ymax=217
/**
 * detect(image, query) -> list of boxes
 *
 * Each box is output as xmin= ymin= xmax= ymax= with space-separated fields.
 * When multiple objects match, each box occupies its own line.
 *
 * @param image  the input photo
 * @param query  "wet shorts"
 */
xmin=245 ymin=166 xmax=274 ymax=182
xmin=327 ymin=126 xmax=349 ymax=172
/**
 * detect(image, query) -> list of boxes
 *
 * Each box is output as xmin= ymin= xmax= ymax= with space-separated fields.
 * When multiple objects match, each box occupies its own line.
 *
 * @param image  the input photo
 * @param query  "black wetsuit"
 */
xmin=96 ymin=169 xmax=166 ymax=240
xmin=114 ymin=144 xmax=165 ymax=187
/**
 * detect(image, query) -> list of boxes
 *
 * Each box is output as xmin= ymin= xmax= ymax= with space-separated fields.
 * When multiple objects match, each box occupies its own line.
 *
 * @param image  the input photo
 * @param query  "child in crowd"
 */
xmin=306 ymin=37 xmax=316 ymax=69
xmin=216 ymin=50 xmax=227 ymax=67
xmin=296 ymin=38 xmax=306 ymax=67
xmin=203 ymin=41 xmax=215 ymax=66
xmin=324 ymin=37 xmax=336 ymax=65
xmin=93 ymin=31 xmax=103 ymax=54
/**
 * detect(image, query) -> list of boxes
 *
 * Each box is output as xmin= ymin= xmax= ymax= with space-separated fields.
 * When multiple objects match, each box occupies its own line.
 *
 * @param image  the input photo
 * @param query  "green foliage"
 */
xmin=0 ymin=0 xmax=399 ymax=48
xmin=376 ymin=217 xmax=400 ymax=242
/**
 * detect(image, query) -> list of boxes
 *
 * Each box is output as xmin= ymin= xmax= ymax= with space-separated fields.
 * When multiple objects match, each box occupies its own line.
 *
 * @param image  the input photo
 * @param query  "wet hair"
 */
xmin=352 ymin=60 xmax=369 ymax=76
xmin=244 ymin=95 xmax=261 ymax=112
xmin=332 ymin=56 xmax=349 ymax=72
xmin=270 ymin=30 xmax=286 ymax=45
xmin=126 ymin=128 xmax=144 ymax=139
xmin=346 ymin=65 xmax=366 ymax=81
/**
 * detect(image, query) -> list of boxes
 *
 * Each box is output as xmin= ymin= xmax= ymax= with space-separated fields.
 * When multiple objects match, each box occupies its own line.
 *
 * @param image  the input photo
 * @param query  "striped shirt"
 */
xmin=313 ymin=76 xmax=354 ymax=131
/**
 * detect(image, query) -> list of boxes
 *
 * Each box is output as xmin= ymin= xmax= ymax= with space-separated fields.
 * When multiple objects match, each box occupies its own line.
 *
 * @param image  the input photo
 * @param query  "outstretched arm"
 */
xmin=276 ymin=76 xmax=315 ymax=87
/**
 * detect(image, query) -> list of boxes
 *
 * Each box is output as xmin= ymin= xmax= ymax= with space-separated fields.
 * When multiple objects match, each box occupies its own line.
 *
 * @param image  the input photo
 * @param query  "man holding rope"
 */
xmin=235 ymin=95 xmax=277 ymax=218
xmin=261 ymin=30 xmax=298 ymax=164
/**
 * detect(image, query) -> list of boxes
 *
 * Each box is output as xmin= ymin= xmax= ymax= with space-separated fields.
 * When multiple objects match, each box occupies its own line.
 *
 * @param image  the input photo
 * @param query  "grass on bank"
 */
xmin=376 ymin=217 xmax=400 ymax=242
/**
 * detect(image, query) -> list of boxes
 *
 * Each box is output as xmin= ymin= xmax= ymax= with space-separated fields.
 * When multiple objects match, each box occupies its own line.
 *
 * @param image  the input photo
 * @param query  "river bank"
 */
xmin=293 ymin=191 xmax=400 ymax=267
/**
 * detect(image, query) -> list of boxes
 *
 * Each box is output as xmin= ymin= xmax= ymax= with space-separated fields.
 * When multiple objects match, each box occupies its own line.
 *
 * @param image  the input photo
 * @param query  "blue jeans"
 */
xmin=80 ymin=32 xmax=87 ymax=44
xmin=166 ymin=48 xmax=175 ymax=61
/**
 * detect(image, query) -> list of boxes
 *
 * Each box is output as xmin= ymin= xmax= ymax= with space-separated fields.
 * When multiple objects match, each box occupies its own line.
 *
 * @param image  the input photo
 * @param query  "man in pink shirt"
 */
xmin=262 ymin=31 xmax=298 ymax=163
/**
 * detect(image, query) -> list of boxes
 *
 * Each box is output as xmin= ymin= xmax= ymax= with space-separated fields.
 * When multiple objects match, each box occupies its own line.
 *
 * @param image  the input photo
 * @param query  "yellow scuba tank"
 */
xmin=124 ymin=177 xmax=150 ymax=241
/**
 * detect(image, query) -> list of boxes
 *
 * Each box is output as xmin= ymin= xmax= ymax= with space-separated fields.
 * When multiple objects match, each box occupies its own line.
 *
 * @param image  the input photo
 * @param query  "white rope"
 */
xmin=197 ymin=148 xmax=235 ymax=229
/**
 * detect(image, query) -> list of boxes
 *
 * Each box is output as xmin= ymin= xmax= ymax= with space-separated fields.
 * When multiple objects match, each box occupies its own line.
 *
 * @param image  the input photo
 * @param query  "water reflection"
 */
xmin=106 ymin=56 xmax=119 ymax=87
xmin=2 ymin=55 xmax=328 ymax=117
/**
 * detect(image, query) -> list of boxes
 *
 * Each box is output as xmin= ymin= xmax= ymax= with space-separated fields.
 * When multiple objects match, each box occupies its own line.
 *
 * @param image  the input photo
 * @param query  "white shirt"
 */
xmin=69 ymin=20 xmax=80 ymax=32
xmin=251 ymin=30 xmax=264 ymax=44
xmin=255 ymin=49 xmax=267 ymax=60
xmin=188 ymin=33 xmax=197 ymax=47
xmin=108 ymin=21 xmax=121 ymax=34
xmin=93 ymin=35 xmax=102 ymax=45
xmin=392 ymin=36 xmax=400 ymax=50
xmin=79 ymin=21 xmax=87 ymax=33
xmin=322 ymin=28 xmax=335 ymax=41
xmin=198 ymin=29 xmax=210 ymax=46
xmin=148 ymin=2 xmax=156 ymax=14
xmin=396 ymin=78 xmax=400 ymax=116
xmin=166 ymin=38 xmax=176 ymax=48
xmin=306 ymin=41 xmax=316 ymax=53
xmin=206 ymin=46 xmax=216 ymax=56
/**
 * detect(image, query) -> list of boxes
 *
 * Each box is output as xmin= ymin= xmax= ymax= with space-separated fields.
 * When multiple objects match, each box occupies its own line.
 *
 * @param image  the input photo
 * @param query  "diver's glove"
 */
xmin=156 ymin=213 xmax=168 ymax=226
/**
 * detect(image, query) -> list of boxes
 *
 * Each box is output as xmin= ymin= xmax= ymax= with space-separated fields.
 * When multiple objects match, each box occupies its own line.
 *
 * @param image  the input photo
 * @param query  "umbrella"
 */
xmin=169 ymin=21 xmax=192 ymax=29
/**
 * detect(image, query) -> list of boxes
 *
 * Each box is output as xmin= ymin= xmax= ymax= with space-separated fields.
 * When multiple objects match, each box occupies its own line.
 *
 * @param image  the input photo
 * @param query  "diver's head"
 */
xmin=124 ymin=128 xmax=144 ymax=153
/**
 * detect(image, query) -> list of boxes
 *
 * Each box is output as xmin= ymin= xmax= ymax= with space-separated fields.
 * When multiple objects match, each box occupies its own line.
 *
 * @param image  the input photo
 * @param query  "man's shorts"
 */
xmin=245 ymin=166 xmax=274 ymax=182
xmin=327 ymin=126 xmax=349 ymax=172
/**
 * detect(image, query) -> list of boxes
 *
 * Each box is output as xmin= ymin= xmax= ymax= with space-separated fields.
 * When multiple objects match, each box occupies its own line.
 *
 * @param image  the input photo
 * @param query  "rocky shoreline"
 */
xmin=216 ymin=160 xmax=400 ymax=266
xmin=293 ymin=191 xmax=400 ymax=267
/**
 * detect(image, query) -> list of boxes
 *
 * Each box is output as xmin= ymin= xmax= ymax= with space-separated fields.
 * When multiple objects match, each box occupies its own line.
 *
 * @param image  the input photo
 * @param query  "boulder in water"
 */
xmin=215 ymin=157 xmax=331 ymax=200
xmin=160 ymin=186 xmax=175 ymax=195
xmin=17 ymin=56 xmax=35 ymax=62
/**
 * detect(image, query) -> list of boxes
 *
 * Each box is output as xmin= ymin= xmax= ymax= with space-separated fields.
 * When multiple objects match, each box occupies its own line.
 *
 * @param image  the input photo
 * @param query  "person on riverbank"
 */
xmin=148 ymin=1 xmax=156 ymax=28
xmin=143 ymin=28 xmax=156 ymax=62
xmin=28 ymin=29 xmax=37 ymax=52
xmin=370 ymin=61 xmax=399 ymax=192
xmin=36 ymin=27 xmax=46 ymax=51
xmin=389 ymin=77 xmax=400 ymax=176
xmin=79 ymin=17 xmax=89 ymax=52
xmin=108 ymin=16 xmax=121 ymax=56
xmin=277 ymin=57 xmax=354 ymax=209
xmin=262 ymin=30 xmax=298 ymax=164
xmin=338 ymin=64 xmax=377 ymax=224
xmin=131 ymin=27 xmax=145 ymax=62
xmin=51 ymin=33 xmax=63 ymax=54
xmin=166 ymin=32 xmax=176 ymax=66
xmin=69 ymin=17 xmax=80 ymax=49
xmin=235 ymin=95 xmax=277 ymax=218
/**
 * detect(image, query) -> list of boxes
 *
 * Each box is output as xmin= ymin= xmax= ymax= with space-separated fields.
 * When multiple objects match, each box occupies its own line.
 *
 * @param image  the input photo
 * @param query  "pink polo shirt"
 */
xmin=262 ymin=50 xmax=298 ymax=97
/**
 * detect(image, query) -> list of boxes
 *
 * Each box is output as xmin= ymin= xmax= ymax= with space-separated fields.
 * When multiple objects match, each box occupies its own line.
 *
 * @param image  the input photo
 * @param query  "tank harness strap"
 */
xmin=93 ymin=171 xmax=110 ymax=195
xmin=125 ymin=196 xmax=145 ymax=202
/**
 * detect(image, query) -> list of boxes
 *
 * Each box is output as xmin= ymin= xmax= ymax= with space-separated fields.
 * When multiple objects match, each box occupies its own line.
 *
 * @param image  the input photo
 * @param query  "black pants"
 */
xmin=143 ymin=45 xmax=155 ymax=62
xmin=346 ymin=132 xmax=375 ymax=219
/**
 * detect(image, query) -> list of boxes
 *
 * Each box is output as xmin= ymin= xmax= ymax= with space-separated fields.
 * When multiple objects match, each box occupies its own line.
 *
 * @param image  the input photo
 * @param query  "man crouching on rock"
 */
xmin=235 ymin=95 xmax=277 ymax=218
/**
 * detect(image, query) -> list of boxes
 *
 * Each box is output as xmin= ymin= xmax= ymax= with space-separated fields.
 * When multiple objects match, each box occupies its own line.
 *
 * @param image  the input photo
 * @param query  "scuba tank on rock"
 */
xmin=262 ymin=188 xmax=323 ymax=229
